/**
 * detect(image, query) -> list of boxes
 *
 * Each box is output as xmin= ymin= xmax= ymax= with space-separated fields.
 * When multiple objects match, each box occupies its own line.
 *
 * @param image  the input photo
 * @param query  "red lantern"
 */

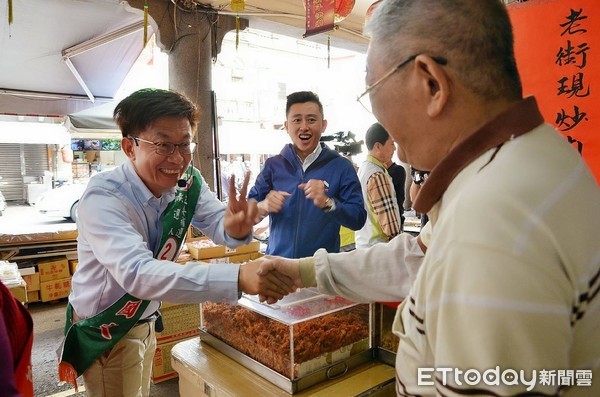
xmin=334 ymin=0 xmax=355 ymax=23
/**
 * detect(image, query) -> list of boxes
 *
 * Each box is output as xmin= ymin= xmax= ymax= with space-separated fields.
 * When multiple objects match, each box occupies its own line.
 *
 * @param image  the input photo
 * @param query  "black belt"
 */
xmin=136 ymin=311 xmax=158 ymax=325
xmin=136 ymin=310 xmax=164 ymax=332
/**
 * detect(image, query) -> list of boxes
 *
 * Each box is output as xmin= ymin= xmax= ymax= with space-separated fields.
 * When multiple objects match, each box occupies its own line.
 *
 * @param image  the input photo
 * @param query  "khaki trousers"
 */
xmin=82 ymin=321 xmax=156 ymax=397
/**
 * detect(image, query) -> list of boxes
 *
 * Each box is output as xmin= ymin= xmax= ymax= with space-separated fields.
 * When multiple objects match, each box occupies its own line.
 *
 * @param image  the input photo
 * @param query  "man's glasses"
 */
xmin=129 ymin=136 xmax=196 ymax=156
xmin=357 ymin=54 xmax=448 ymax=113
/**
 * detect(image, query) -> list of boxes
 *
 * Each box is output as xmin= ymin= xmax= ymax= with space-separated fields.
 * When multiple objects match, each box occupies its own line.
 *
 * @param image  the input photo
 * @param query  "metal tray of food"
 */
xmin=199 ymin=329 xmax=374 ymax=394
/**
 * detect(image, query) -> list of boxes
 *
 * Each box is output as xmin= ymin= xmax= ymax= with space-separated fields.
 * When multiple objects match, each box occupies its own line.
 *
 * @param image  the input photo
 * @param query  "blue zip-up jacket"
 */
xmin=248 ymin=143 xmax=366 ymax=258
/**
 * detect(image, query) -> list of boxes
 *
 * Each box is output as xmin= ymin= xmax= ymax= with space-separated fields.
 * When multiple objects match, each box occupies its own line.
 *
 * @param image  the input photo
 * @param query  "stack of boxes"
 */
xmin=151 ymin=302 xmax=202 ymax=383
xmin=13 ymin=256 xmax=77 ymax=304
xmin=151 ymin=237 xmax=262 ymax=384
xmin=21 ymin=268 xmax=40 ymax=303
xmin=38 ymin=257 xmax=72 ymax=302
xmin=186 ymin=237 xmax=261 ymax=263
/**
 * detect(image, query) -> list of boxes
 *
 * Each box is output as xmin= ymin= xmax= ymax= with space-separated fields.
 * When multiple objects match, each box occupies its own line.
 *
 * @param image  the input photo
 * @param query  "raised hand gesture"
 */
xmin=224 ymin=171 xmax=258 ymax=239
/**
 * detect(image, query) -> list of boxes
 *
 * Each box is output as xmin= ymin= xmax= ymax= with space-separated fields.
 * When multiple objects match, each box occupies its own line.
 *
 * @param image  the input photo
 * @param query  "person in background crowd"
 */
xmin=385 ymin=155 xmax=406 ymax=229
xmin=0 ymin=282 xmax=34 ymax=397
xmin=257 ymin=0 xmax=600 ymax=395
xmin=409 ymin=167 xmax=429 ymax=229
xmin=58 ymin=88 xmax=294 ymax=397
xmin=248 ymin=91 xmax=366 ymax=258
xmin=219 ymin=159 xmax=232 ymax=202
xmin=356 ymin=122 xmax=403 ymax=248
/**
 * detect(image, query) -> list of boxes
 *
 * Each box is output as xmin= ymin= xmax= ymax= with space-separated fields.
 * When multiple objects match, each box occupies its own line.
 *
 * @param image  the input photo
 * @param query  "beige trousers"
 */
xmin=82 ymin=321 xmax=156 ymax=397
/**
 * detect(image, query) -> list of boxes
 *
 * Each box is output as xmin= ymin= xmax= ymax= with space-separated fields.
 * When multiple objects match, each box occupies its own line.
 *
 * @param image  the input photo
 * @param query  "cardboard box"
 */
xmin=9 ymin=285 xmax=27 ymax=303
xmin=27 ymin=290 xmax=40 ymax=303
xmin=152 ymin=338 xmax=196 ymax=384
xmin=68 ymin=260 xmax=78 ymax=275
xmin=22 ymin=273 xmax=40 ymax=292
xmin=156 ymin=303 xmax=200 ymax=344
xmin=38 ymin=258 xmax=70 ymax=282
xmin=204 ymin=252 xmax=264 ymax=264
xmin=187 ymin=238 xmax=260 ymax=260
xmin=40 ymin=277 xmax=71 ymax=302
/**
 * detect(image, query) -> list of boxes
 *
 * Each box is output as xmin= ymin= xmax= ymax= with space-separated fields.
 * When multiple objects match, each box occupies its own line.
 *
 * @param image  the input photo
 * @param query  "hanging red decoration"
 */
xmin=303 ymin=0 xmax=355 ymax=24
xmin=334 ymin=0 xmax=355 ymax=23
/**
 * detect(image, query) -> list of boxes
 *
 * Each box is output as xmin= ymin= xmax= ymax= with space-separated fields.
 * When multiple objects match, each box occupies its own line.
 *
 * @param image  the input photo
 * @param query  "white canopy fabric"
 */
xmin=0 ymin=0 xmax=146 ymax=116
xmin=0 ymin=122 xmax=70 ymax=145
xmin=64 ymin=102 xmax=122 ymax=139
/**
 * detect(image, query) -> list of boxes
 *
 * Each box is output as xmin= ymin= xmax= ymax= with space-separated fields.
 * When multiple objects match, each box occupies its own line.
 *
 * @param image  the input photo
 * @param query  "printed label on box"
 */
xmin=40 ymin=277 xmax=71 ymax=302
xmin=38 ymin=258 xmax=70 ymax=282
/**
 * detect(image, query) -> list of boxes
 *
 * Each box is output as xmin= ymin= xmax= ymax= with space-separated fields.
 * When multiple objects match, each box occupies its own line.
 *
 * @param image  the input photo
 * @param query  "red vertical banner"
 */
xmin=508 ymin=0 xmax=599 ymax=184
xmin=304 ymin=0 xmax=335 ymax=38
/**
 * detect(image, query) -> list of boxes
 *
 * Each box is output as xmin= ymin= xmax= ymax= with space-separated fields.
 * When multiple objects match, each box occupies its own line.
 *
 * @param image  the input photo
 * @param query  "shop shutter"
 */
xmin=0 ymin=143 xmax=49 ymax=201
xmin=24 ymin=144 xmax=49 ymax=178
xmin=0 ymin=143 xmax=22 ymax=201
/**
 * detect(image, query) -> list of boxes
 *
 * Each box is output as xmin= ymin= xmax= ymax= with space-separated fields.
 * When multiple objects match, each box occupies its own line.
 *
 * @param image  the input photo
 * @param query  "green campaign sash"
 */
xmin=58 ymin=167 xmax=202 ymax=388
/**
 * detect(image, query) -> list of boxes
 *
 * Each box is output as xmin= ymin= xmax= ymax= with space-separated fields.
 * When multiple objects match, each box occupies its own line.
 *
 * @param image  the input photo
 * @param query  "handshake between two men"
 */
xmin=237 ymin=257 xmax=306 ymax=304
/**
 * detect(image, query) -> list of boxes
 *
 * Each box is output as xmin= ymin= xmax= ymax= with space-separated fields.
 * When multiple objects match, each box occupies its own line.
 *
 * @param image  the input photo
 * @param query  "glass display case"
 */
xmin=200 ymin=288 xmax=373 ymax=393
xmin=375 ymin=303 xmax=401 ymax=366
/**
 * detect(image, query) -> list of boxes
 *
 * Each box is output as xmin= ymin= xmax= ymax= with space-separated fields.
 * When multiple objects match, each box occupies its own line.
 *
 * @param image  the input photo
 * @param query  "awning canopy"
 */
xmin=64 ymin=102 xmax=122 ymax=139
xmin=0 ymin=122 xmax=70 ymax=145
xmin=0 ymin=0 xmax=374 ymax=118
xmin=0 ymin=0 xmax=148 ymax=116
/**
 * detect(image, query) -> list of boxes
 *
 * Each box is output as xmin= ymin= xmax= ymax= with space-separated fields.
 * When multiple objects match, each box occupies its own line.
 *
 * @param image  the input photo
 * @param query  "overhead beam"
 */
xmin=62 ymin=21 xmax=145 ymax=58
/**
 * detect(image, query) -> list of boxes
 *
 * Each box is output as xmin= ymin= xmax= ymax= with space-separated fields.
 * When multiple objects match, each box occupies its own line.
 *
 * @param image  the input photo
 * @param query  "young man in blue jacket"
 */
xmin=248 ymin=91 xmax=366 ymax=258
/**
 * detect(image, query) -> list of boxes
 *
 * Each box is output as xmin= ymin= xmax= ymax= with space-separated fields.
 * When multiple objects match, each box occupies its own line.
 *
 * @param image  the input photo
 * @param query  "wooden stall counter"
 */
xmin=171 ymin=337 xmax=395 ymax=397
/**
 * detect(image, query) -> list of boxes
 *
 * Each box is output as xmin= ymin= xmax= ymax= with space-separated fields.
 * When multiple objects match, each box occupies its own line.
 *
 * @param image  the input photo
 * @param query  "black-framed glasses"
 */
xmin=129 ymin=136 xmax=196 ymax=156
xmin=357 ymin=54 xmax=448 ymax=113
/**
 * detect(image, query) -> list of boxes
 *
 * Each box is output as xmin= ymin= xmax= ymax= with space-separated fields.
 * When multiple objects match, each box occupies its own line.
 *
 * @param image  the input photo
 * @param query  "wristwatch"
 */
xmin=323 ymin=197 xmax=334 ymax=211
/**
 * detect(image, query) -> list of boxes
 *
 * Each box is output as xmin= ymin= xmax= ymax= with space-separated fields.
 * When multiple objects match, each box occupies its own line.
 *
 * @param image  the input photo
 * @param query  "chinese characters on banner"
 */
xmin=508 ymin=0 xmax=599 ymax=184
xmin=304 ymin=0 xmax=335 ymax=38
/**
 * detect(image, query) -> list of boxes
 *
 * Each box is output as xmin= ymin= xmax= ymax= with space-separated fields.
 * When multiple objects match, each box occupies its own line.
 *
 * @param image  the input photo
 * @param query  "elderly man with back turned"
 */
xmin=257 ymin=1 xmax=600 ymax=395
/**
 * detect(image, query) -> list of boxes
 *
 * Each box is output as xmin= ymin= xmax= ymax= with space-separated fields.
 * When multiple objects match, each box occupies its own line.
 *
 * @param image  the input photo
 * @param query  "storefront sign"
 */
xmin=508 ymin=0 xmax=599 ymax=183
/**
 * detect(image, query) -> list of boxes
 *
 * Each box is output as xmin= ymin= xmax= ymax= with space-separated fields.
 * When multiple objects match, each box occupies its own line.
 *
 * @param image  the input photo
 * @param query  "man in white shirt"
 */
xmin=58 ymin=88 xmax=294 ymax=397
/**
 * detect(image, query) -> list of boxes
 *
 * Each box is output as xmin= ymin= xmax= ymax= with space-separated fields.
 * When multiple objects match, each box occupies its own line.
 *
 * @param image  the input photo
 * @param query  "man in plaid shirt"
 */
xmin=356 ymin=123 xmax=402 ymax=248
